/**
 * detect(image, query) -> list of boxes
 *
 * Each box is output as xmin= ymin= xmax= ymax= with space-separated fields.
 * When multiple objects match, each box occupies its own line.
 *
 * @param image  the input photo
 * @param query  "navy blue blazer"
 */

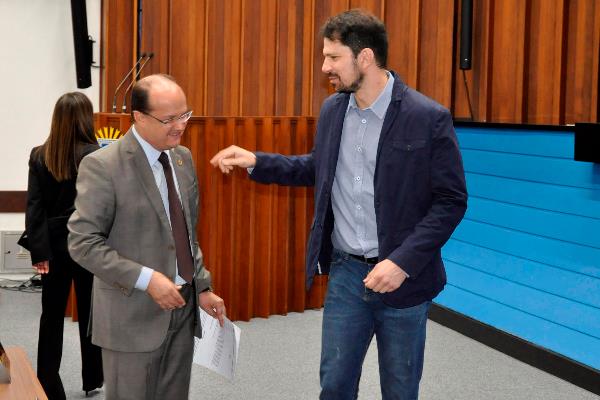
xmin=251 ymin=72 xmax=467 ymax=308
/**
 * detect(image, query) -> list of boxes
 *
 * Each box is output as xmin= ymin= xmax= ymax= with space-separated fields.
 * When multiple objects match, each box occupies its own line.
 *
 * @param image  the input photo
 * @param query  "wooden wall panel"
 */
xmin=102 ymin=0 xmax=600 ymax=124
xmin=275 ymin=0 xmax=315 ymax=115
xmin=170 ymin=1 xmax=207 ymax=115
xmin=385 ymin=0 xmax=421 ymax=89
xmin=204 ymin=0 xmax=243 ymax=115
xmin=101 ymin=0 xmax=135 ymax=113
xmin=240 ymin=1 xmax=278 ymax=115
xmin=139 ymin=0 xmax=170 ymax=78
xmin=488 ymin=0 xmax=527 ymax=123
xmin=134 ymin=115 xmax=318 ymax=321
xmin=417 ymin=0 xmax=455 ymax=108
xmin=564 ymin=0 xmax=600 ymax=124
xmin=311 ymin=0 xmax=350 ymax=114
xmin=453 ymin=0 xmax=492 ymax=121
xmin=350 ymin=0 xmax=383 ymax=18
xmin=524 ymin=0 xmax=566 ymax=124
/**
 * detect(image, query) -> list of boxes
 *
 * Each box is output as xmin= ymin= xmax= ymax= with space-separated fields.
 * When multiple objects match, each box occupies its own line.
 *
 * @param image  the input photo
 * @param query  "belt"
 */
xmin=347 ymin=253 xmax=378 ymax=265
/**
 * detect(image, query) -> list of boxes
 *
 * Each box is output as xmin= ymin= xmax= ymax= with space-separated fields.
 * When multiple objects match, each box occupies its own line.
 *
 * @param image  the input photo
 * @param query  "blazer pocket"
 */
xmin=392 ymin=139 xmax=427 ymax=152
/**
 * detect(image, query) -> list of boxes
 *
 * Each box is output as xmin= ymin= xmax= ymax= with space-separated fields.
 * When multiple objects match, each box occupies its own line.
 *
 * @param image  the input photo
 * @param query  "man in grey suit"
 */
xmin=68 ymin=74 xmax=225 ymax=399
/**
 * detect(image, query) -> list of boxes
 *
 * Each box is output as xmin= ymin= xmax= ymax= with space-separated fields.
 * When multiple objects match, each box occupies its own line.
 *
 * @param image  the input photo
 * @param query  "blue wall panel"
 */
xmin=437 ymin=286 xmax=600 ymax=370
xmin=439 ymin=126 xmax=600 ymax=371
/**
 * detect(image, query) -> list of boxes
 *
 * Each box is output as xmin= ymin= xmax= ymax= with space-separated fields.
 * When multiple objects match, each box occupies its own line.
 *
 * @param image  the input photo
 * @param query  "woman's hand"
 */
xmin=33 ymin=260 xmax=49 ymax=274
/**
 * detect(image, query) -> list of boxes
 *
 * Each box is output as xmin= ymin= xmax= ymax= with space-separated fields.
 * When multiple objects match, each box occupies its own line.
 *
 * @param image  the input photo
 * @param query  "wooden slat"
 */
xmin=312 ymin=0 xmax=350 ymax=115
xmin=385 ymin=0 xmax=421 ymax=89
xmin=350 ymin=0 xmax=384 ymax=19
xmin=170 ymin=0 xmax=207 ymax=115
xmin=524 ymin=0 xmax=566 ymax=124
xmin=139 ymin=0 xmax=169 ymax=79
xmin=253 ymin=119 xmax=275 ymax=317
xmin=240 ymin=0 xmax=278 ymax=115
xmin=417 ymin=0 xmax=455 ymax=108
xmin=271 ymin=119 xmax=292 ymax=315
xmin=275 ymin=0 xmax=316 ymax=115
xmin=101 ymin=0 xmax=134 ymax=112
xmin=204 ymin=0 xmax=243 ymax=115
xmin=488 ymin=0 xmax=526 ymax=122
xmin=564 ymin=0 xmax=600 ymax=123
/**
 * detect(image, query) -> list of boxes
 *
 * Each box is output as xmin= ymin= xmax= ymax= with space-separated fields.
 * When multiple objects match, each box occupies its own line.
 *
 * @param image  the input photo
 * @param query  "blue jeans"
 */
xmin=320 ymin=250 xmax=430 ymax=400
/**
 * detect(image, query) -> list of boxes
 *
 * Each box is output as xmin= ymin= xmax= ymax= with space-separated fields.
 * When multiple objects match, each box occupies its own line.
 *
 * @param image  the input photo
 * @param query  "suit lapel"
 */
xmin=327 ymin=94 xmax=350 ymax=184
xmin=376 ymin=73 xmax=406 ymax=162
xmin=374 ymin=73 xmax=407 ymax=182
xmin=123 ymin=133 xmax=172 ymax=231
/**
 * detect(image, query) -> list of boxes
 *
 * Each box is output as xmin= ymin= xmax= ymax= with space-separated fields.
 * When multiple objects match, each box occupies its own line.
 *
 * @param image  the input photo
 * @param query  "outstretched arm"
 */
xmin=210 ymin=145 xmax=257 ymax=173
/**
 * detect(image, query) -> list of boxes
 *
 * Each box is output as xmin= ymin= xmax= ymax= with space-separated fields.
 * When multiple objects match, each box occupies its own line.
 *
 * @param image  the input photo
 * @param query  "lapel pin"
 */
xmin=177 ymin=159 xmax=183 ymax=166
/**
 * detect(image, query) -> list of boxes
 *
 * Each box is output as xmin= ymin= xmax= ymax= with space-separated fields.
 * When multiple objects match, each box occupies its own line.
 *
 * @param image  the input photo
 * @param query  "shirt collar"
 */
xmin=131 ymin=125 xmax=166 ymax=166
xmin=348 ymin=71 xmax=394 ymax=120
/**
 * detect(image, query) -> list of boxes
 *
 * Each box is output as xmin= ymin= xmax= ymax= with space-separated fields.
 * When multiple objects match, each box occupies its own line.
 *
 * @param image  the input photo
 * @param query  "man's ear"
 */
xmin=132 ymin=110 xmax=142 ymax=123
xmin=358 ymin=48 xmax=375 ymax=68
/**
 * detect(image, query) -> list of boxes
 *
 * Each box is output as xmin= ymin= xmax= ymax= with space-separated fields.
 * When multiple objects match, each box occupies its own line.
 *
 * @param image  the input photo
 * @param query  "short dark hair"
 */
xmin=130 ymin=73 xmax=177 ymax=117
xmin=321 ymin=9 xmax=388 ymax=68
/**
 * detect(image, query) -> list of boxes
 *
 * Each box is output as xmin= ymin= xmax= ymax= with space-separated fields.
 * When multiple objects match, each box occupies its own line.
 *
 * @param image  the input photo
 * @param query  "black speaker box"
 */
xmin=459 ymin=0 xmax=473 ymax=70
xmin=71 ymin=0 xmax=92 ymax=88
xmin=574 ymin=123 xmax=600 ymax=163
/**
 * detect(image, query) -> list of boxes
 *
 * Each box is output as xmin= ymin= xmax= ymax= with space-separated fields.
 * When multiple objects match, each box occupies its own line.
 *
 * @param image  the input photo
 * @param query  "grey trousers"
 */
xmin=101 ymin=284 xmax=195 ymax=400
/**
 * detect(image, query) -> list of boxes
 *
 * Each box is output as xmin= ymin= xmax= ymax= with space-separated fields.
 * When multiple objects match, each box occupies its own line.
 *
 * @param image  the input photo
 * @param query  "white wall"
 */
xmin=0 ymin=0 xmax=101 ymax=230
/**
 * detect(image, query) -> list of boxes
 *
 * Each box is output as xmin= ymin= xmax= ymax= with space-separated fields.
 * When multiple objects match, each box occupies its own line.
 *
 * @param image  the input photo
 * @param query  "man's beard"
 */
xmin=329 ymin=64 xmax=363 ymax=93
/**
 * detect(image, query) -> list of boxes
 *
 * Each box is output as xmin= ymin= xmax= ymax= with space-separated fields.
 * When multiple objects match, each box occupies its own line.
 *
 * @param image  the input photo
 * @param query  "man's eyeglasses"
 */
xmin=141 ymin=110 xmax=193 ymax=125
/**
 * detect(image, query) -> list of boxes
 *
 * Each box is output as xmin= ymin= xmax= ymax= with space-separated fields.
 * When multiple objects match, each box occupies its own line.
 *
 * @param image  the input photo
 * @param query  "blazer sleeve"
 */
xmin=25 ymin=150 xmax=51 ymax=264
xmin=68 ymin=154 xmax=143 ymax=294
xmin=386 ymin=108 xmax=468 ymax=277
xmin=250 ymin=151 xmax=316 ymax=186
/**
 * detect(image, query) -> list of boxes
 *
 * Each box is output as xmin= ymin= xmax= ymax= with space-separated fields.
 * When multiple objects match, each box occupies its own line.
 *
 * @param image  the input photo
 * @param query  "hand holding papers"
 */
xmin=193 ymin=308 xmax=241 ymax=380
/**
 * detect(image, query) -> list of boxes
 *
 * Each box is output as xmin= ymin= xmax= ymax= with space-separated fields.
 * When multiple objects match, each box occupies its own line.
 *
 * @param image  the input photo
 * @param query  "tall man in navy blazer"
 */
xmin=211 ymin=10 xmax=467 ymax=400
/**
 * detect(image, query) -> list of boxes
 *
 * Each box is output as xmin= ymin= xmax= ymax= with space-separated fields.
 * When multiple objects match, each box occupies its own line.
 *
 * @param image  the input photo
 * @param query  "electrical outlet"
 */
xmin=1 ymin=231 xmax=32 ymax=274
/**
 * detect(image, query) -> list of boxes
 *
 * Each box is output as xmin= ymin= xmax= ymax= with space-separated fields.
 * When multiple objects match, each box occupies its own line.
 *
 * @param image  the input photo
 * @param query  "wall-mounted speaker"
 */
xmin=70 ymin=0 xmax=92 ymax=88
xmin=574 ymin=123 xmax=600 ymax=163
xmin=460 ymin=0 xmax=473 ymax=70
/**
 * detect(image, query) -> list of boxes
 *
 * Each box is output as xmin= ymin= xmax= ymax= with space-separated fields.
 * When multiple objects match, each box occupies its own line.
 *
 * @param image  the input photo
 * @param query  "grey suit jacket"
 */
xmin=68 ymin=130 xmax=211 ymax=352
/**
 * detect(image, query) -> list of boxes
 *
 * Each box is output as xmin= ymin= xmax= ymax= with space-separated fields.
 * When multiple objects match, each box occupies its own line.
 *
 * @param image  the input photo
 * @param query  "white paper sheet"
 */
xmin=193 ymin=308 xmax=241 ymax=381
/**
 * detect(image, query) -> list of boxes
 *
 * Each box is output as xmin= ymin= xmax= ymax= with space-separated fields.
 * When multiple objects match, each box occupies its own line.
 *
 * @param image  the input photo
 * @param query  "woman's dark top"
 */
xmin=25 ymin=143 xmax=99 ymax=264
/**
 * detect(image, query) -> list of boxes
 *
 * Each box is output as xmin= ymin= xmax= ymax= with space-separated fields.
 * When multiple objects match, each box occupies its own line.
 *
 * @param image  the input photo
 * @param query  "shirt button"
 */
xmin=357 ymin=146 xmax=362 ymax=153
xmin=355 ymin=176 xmax=361 ymax=181
xmin=356 ymin=205 xmax=361 ymax=210
xmin=361 ymin=119 xmax=367 ymax=124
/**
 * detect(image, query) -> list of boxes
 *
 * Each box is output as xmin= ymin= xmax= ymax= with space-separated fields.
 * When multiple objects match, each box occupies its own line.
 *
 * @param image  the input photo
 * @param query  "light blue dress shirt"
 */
xmin=331 ymin=73 xmax=394 ymax=259
xmin=131 ymin=126 xmax=187 ymax=290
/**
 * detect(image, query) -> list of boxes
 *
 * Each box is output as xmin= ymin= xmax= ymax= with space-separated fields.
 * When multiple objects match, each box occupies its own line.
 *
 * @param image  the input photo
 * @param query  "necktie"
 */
xmin=158 ymin=152 xmax=194 ymax=283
